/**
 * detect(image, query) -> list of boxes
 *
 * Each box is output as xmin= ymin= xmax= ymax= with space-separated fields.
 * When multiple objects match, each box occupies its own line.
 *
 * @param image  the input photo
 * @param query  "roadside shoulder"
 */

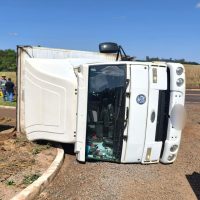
xmin=11 ymin=147 xmax=65 ymax=200
xmin=0 ymin=105 xmax=16 ymax=109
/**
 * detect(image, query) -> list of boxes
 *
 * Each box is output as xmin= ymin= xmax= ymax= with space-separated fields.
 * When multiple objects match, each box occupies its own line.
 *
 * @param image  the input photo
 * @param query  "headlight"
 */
xmin=168 ymin=154 xmax=176 ymax=161
xmin=176 ymin=78 xmax=184 ymax=87
xmin=176 ymin=67 xmax=183 ymax=75
xmin=170 ymin=145 xmax=178 ymax=152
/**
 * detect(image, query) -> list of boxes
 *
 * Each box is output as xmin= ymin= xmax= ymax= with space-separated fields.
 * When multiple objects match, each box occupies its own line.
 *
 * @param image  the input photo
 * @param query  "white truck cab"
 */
xmin=17 ymin=44 xmax=185 ymax=164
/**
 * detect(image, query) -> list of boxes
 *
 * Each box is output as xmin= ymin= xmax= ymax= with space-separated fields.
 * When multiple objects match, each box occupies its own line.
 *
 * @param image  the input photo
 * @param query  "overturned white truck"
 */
xmin=17 ymin=43 xmax=185 ymax=164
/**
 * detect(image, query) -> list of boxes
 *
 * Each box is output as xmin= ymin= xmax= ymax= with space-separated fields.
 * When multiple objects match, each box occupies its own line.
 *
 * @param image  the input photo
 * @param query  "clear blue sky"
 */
xmin=0 ymin=0 xmax=200 ymax=62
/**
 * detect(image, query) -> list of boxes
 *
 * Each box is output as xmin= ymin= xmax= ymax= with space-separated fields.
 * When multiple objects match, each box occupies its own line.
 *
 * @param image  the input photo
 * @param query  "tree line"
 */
xmin=0 ymin=49 xmax=199 ymax=72
xmin=146 ymin=56 xmax=199 ymax=65
xmin=0 ymin=49 xmax=16 ymax=71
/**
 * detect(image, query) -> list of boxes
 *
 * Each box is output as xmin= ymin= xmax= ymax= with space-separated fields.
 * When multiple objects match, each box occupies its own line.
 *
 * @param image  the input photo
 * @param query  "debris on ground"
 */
xmin=0 ymin=117 xmax=57 ymax=200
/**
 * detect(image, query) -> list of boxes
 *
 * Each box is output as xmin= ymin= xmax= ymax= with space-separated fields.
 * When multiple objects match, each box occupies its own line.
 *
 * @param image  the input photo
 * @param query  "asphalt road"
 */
xmin=185 ymin=90 xmax=200 ymax=103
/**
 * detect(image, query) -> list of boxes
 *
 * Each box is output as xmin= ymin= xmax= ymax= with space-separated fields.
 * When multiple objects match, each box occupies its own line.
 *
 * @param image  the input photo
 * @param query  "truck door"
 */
xmin=85 ymin=64 xmax=127 ymax=162
xmin=122 ymin=64 xmax=149 ymax=163
xmin=24 ymin=58 xmax=77 ymax=143
xmin=141 ymin=65 xmax=167 ymax=163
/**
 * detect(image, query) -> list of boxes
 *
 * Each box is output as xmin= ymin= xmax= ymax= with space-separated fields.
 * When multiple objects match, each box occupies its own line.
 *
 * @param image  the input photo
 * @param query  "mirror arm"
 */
xmin=116 ymin=48 xmax=120 ymax=61
xmin=119 ymin=46 xmax=128 ymax=57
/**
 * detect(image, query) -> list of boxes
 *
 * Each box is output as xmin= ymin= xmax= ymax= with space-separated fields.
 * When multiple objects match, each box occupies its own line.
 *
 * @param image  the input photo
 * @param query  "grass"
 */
xmin=14 ymin=134 xmax=28 ymax=144
xmin=0 ymin=71 xmax=16 ymax=107
xmin=32 ymin=143 xmax=51 ymax=155
xmin=0 ymin=96 xmax=16 ymax=107
xmin=5 ymin=180 xmax=15 ymax=186
xmin=184 ymin=64 xmax=200 ymax=89
xmin=23 ymin=174 xmax=40 ymax=185
xmin=32 ymin=147 xmax=42 ymax=155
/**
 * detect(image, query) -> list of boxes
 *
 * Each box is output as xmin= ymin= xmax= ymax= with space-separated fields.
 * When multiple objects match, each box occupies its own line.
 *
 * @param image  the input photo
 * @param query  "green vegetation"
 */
xmin=32 ymin=143 xmax=51 ymax=155
xmin=146 ymin=56 xmax=199 ymax=65
xmin=32 ymin=147 xmax=41 ymax=155
xmin=5 ymin=180 xmax=15 ymax=186
xmin=0 ymin=97 xmax=16 ymax=107
xmin=23 ymin=174 xmax=40 ymax=185
xmin=0 ymin=71 xmax=17 ymax=106
xmin=0 ymin=49 xmax=16 ymax=71
xmin=14 ymin=134 xmax=28 ymax=144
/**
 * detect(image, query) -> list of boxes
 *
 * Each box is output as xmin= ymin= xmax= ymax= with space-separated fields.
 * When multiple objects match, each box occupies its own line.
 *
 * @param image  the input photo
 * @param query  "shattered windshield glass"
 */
xmin=86 ymin=65 xmax=126 ymax=162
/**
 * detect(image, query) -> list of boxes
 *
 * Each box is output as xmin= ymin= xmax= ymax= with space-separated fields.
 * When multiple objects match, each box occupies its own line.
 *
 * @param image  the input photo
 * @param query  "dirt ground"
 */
xmin=38 ymin=103 xmax=200 ymax=200
xmin=0 ymin=116 xmax=57 ymax=200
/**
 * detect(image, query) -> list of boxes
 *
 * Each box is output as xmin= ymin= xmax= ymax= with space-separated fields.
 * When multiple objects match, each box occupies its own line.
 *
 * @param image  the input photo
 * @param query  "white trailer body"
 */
xmin=17 ymin=46 xmax=185 ymax=164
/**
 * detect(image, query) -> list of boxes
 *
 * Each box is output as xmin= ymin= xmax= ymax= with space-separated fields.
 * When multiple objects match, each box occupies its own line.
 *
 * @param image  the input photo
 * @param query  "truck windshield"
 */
xmin=86 ymin=64 xmax=126 ymax=162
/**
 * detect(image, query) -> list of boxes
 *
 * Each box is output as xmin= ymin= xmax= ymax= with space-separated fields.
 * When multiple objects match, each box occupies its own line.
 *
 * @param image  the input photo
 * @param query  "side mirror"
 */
xmin=99 ymin=42 xmax=119 ymax=53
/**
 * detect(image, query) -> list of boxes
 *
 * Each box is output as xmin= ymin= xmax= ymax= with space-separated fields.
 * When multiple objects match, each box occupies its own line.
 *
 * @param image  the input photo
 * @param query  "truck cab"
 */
xmin=17 ymin=45 xmax=185 ymax=164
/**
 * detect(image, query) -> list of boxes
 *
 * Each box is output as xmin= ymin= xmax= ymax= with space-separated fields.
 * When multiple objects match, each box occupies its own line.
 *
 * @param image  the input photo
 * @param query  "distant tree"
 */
xmin=145 ymin=56 xmax=199 ymax=65
xmin=0 ymin=49 xmax=16 ymax=71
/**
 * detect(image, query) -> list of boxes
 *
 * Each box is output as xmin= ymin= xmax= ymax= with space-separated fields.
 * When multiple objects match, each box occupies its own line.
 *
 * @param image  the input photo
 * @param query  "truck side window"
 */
xmin=86 ymin=65 xmax=126 ymax=162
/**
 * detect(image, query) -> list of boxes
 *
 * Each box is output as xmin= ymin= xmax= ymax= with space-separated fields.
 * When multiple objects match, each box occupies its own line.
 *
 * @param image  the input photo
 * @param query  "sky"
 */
xmin=0 ymin=0 xmax=200 ymax=62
